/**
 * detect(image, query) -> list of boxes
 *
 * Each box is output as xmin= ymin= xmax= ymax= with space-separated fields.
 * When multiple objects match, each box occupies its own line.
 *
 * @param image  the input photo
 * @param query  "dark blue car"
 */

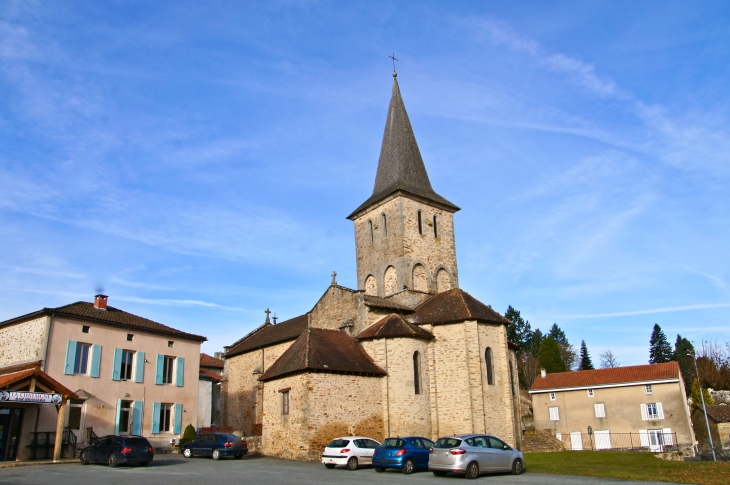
xmin=79 ymin=435 xmax=154 ymax=467
xmin=181 ymin=433 xmax=247 ymax=460
xmin=372 ymin=436 xmax=434 ymax=474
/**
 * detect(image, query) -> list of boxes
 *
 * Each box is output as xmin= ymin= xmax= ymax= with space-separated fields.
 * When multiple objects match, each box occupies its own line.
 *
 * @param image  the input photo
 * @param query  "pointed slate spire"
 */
xmin=348 ymin=76 xmax=459 ymax=219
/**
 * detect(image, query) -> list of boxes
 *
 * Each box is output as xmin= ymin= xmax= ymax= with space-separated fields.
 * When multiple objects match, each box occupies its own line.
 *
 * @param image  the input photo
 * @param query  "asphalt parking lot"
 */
xmin=0 ymin=454 xmax=671 ymax=485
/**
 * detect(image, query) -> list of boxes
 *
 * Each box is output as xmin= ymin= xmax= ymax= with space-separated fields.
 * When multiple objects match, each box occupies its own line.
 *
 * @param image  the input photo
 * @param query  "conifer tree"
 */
xmin=689 ymin=378 xmax=714 ymax=414
xmin=504 ymin=305 xmax=533 ymax=351
xmin=649 ymin=324 xmax=673 ymax=364
xmin=673 ymin=334 xmax=696 ymax=395
xmin=538 ymin=337 xmax=567 ymax=374
xmin=579 ymin=340 xmax=594 ymax=370
xmin=547 ymin=323 xmax=577 ymax=370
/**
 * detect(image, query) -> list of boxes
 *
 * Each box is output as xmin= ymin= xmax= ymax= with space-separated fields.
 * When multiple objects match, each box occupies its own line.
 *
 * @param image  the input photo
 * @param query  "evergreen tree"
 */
xmin=527 ymin=328 xmax=544 ymax=355
xmin=504 ymin=305 xmax=533 ymax=351
xmin=673 ymin=334 xmax=696 ymax=395
xmin=547 ymin=323 xmax=577 ymax=370
xmin=548 ymin=323 xmax=568 ymax=344
xmin=689 ymin=378 xmax=714 ymax=414
xmin=579 ymin=340 xmax=594 ymax=370
xmin=179 ymin=424 xmax=197 ymax=446
xmin=538 ymin=337 xmax=567 ymax=374
xmin=649 ymin=323 xmax=673 ymax=364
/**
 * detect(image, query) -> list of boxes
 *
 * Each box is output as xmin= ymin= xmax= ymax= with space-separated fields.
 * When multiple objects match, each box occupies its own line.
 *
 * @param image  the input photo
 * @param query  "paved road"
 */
xmin=0 ymin=454 xmax=673 ymax=485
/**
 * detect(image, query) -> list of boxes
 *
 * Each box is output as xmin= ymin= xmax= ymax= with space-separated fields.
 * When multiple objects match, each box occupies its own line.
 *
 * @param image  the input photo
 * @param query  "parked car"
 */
xmin=79 ymin=435 xmax=154 ymax=467
xmin=428 ymin=434 xmax=524 ymax=479
xmin=321 ymin=436 xmax=380 ymax=470
xmin=372 ymin=436 xmax=434 ymax=474
xmin=181 ymin=433 xmax=248 ymax=460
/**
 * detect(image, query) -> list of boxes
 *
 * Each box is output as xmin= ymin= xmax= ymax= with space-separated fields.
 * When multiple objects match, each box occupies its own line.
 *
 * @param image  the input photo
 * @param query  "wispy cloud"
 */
xmin=552 ymin=303 xmax=730 ymax=319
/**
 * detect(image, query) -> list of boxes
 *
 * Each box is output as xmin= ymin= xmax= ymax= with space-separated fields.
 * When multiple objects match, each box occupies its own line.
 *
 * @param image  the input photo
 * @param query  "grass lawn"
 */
xmin=524 ymin=451 xmax=729 ymax=485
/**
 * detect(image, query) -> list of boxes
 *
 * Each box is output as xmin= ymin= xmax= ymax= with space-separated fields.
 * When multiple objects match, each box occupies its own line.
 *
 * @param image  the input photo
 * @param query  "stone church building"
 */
xmin=221 ymin=74 xmax=521 ymax=461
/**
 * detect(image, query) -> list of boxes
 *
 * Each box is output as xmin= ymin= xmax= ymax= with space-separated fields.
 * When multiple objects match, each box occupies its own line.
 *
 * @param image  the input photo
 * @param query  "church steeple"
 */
xmin=348 ymin=77 xmax=459 ymax=220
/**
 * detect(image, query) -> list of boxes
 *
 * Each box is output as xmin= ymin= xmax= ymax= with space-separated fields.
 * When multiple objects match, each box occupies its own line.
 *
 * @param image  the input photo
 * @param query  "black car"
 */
xmin=79 ymin=435 xmax=154 ymax=467
xmin=181 ymin=433 xmax=248 ymax=460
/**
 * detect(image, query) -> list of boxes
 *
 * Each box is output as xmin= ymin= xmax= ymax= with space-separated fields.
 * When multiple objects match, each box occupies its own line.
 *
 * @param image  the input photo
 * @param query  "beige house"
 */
xmin=198 ymin=353 xmax=223 ymax=429
xmin=0 ymin=294 xmax=206 ymax=461
xmin=529 ymin=362 xmax=695 ymax=454
xmin=221 ymin=74 xmax=521 ymax=461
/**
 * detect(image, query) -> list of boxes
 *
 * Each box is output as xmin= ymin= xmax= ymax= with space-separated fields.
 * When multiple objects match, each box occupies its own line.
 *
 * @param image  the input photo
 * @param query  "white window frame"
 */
xmin=162 ymin=355 xmax=175 ymax=384
xmin=120 ymin=350 xmax=135 ymax=381
xmin=641 ymin=402 xmax=664 ymax=421
xmin=549 ymin=406 xmax=560 ymax=421
xmin=549 ymin=392 xmax=556 ymax=401
xmin=594 ymin=402 xmax=606 ymax=418
xmin=159 ymin=403 xmax=172 ymax=432
xmin=73 ymin=342 xmax=92 ymax=375
xmin=587 ymin=389 xmax=594 ymax=397
xmin=645 ymin=384 xmax=653 ymax=395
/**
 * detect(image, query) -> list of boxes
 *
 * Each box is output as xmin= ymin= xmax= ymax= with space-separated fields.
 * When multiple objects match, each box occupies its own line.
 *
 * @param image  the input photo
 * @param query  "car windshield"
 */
xmin=382 ymin=438 xmax=406 ymax=448
xmin=327 ymin=439 xmax=350 ymax=448
xmin=125 ymin=438 xmax=151 ymax=447
xmin=221 ymin=434 xmax=239 ymax=442
xmin=434 ymin=438 xmax=462 ymax=448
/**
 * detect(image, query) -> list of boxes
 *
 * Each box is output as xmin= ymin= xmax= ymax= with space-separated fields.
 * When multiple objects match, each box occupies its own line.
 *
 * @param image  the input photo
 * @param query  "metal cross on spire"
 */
xmin=389 ymin=53 xmax=398 ymax=77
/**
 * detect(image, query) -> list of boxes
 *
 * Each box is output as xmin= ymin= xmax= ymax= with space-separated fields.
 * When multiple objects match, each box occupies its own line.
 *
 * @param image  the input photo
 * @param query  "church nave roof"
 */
xmin=356 ymin=313 xmax=433 ymax=340
xmin=225 ymin=313 xmax=309 ymax=358
xmin=408 ymin=288 xmax=509 ymax=326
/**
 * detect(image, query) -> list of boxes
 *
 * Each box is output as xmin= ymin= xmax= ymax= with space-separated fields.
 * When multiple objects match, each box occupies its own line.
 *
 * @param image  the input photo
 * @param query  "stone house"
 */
xmin=0 ymin=294 xmax=206 ymax=460
xmin=530 ymin=362 xmax=695 ymax=454
xmin=198 ymin=353 xmax=224 ymax=429
xmin=692 ymin=404 xmax=730 ymax=452
xmin=221 ymin=74 xmax=521 ymax=461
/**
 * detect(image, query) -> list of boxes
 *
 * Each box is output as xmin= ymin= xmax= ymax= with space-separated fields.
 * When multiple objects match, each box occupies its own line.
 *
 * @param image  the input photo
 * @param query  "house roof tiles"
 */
xmin=530 ymin=362 xmax=680 ymax=392
xmin=200 ymin=353 xmax=224 ymax=369
xmin=409 ymin=288 xmax=509 ymax=325
xmin=702 ymin=404 xmax=730 ymax=423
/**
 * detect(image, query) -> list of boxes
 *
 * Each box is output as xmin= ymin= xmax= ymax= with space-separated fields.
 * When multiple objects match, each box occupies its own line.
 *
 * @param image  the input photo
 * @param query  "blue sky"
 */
xmin=1 ymin=1 xmax=728 ymax=365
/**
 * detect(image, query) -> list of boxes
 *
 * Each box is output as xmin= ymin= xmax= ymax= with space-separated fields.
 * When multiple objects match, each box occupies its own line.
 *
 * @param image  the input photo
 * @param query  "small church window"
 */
xmin=368 ymin=220 xmax=374 ymax=242
xmin=485 ymin=347 xmax=494 ymax=385
xmin=433 ymin=215 xmax=438 ymax=238
xmin=413 ymin=351 xmax=422 ymax=395
xmin=417 ymin=211 xmax=423 ymax=235
xmin=382 ymin=213 xmax=387 ymax=237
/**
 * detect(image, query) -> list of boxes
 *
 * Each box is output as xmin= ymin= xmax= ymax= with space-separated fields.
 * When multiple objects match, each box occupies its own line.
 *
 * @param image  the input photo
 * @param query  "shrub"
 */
xmin=179 ymin=424 xmax=197 ymax=446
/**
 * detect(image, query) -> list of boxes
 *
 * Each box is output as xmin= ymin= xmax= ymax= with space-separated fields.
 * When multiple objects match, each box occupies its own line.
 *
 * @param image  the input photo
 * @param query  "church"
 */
xmin=221 ymin=73 xmax=522 ymax=461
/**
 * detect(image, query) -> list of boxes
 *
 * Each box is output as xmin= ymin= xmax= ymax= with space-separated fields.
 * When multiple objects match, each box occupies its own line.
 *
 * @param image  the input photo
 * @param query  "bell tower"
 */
xmin=347 ymin=74 xmax=460 ymax=297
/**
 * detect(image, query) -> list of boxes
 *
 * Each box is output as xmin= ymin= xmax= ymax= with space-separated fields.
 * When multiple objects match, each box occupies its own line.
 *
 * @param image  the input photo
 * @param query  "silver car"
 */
xmin=428 ymin=433 xmax=525 ymax=479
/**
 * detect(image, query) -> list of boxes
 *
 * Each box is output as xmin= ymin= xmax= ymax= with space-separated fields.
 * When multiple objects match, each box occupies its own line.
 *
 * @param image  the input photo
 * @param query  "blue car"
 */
xmin=372 ymin=436 xmax=434 ymax=474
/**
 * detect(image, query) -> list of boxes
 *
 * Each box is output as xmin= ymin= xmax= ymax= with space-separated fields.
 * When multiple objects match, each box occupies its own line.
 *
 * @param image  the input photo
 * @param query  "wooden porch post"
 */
xmin=53 ymin=397 xmax=68 ymax=461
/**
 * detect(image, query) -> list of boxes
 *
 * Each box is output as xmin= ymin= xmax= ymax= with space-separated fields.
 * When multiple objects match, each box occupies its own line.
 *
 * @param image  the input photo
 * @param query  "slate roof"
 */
xmin=0 ymin=361 xmax=78 ymax=399
xmin=0 ymin=302 xmax=206 ymax=342
xmin=408 ymin=288 xmax=509 ymax=325
xmin=200 ymin=353 xmax=224 ymax=369
xmin=357 ymin=314 xmax=433 ymax=340
xmin=259 ymin=328 xmax=387 ymax=382
xmin=530 ymin=362 xmax=680 ymax=392
xmin=225 ymin=314 xmax=309 ymax=358
xmin=348 ymin=77 xmax=459 ymax=219
xmin=363 ymin=294 xmax=414 ymax=312
xmin=702 ymin=404 xmax=730 ymax=423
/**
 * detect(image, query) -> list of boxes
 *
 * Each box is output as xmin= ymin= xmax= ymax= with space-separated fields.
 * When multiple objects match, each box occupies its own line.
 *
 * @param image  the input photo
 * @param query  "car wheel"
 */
xmin=511 ymin=458 xmax=524 ymax=475
xmin=433 ymin=471 xmax=447 ymax=477
xmin=108 ymin=453 xmax=119 ymax=468
xmin=183 ymin=448 xmax=193 ymax=458
xmin=402 ymin=458 xmax=415 ymax=475
xmin=375 ymin=467 xmax=386 ymax=473
xmin=234 ymin=454 xmax=243 ymax=459
xmin=212 ymin=449 xmax=222 ymax=460
xmin=79 ymin=451 xmax=89 ymax=465
xmin=346 ymin=456 xmax=358 ymax=470
xmin=139 ymin=461 xmax=149 ymax=467
xmin=465 ymin=461 xmax=479 ymax=479
xmin=324 ymin=464 xmax=336 ymax=469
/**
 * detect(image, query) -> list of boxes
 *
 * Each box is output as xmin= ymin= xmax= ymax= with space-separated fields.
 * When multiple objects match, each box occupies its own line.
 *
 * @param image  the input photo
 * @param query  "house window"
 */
xmin=485 ymin=347 xmax=494 ymax=385
xmin=549 ymin=406 xmax=560 ymax=421
xmin=647 ymin=403 xmax=659 ymax=419
xmin=550 ymin=392 xmax=556 ymax=401
xmin=119 ymin=400 xmax=133 ymax=434
xmin=587 ymin=389 xmax=594 ymax=397
xmin=413 ymin=351 xmax=422 ymax=395
xmin=120 ymin=350 xmax=135 ymax=380
xmin=82 ymin=326 xmax=90 ymax=333
xmin=73 ymin=343 xmax=91 ymax=374
xmin=127 ymin=334 xmax=134 ymax=341
xmin=281 ymin=390 xmax=290 ymax=415
xmin=159 ymin=403 xmax=172 ymax=432
xmin=382 ymin=213 xmax=387 ymax=237
xmin=433 ymin=215 xmax=438 ymax=238
xmin=162 ymin=356 xmax=175 ymax=384
xmin=67 ymin=399 xmax=84 ymax=430
xmin=645 ymin=385 xmax=653 ymax=395
xmin=594 ymin=403 xmax=606 ymax=418
xmin=167 ymin=341 xmax=174 ymax=348
xmin=417 ymin=211 xmax=423 ymax=235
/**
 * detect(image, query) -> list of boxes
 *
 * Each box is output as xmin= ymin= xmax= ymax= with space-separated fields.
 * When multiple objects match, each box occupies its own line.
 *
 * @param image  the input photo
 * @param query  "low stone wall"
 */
xmin=521 ymin=429 xmax=565 ymax=453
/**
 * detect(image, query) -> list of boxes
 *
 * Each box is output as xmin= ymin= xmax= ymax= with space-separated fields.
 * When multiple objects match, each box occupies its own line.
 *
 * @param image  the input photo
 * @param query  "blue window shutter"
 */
xmin=64 ymin=340 xmax=77 ymax=375
xmin=155 ymin=354 xmax=164 ymax=385
xmin=112 ymin=348 xmax=122 ymax=381
xmin=173 ymin=404 xmax=183 ymax=434
xmin=115 ymin=398 xmax=122 ymax=435
xmin=151 ymin=402 xmax=161 ymax=434
xmin=132 ymin=401 xmax=143 ymax=435
xmin=175 ymin=357 xmax=185 ymax=387
xmin=90 ymin=344 xmax=102 ymax=378
xmin=135 ymin=351 xmax=145 ymax=383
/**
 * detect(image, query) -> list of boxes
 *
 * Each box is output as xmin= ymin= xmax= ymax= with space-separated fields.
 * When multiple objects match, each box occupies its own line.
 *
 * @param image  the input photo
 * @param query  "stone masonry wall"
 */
xmin=222 ymin=340 xmax=293 ymax=435
xmin=309 ymin=285 xmax=359 ymax=331
xmin=0 ymin=316 xmax=48 ymax=367
xmin=262 ymin=372 xmax=384 ymax=461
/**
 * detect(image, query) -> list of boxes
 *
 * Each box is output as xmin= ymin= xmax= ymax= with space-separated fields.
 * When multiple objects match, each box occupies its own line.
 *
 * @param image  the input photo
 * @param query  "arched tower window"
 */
xmin=417 ymin=210 xmax=423 ymax=235
xmin=382 ymin=213 xmax=387 ymax=237
xmin=368 ymin=220 xmax=374 ymax=242
xmin=365 ymin=275 xmax=376 ymax=295
xmin=412 ymin=264 xmax=427 ymax=292
xmin=413 ymin=351 xmax=422 ymax=395
xmin=384 ymin=266 xmax=398 ymax=295
xmin=436 ymin=268 xmax=451 ymax=293
xmin=433 ymin=215 xmax=438 ymax=238
xmin=485 ymin=347 xmax=494 ymax=385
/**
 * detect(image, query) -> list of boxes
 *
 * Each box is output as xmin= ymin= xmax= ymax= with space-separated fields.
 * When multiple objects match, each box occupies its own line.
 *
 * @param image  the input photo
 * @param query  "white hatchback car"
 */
xmin=321 ymin=436 xmax=380 ymax=470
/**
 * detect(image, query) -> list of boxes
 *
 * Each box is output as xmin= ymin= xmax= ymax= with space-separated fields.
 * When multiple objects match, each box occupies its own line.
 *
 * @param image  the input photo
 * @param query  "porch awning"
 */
xmin=0 ymin=361 xmax=78 ymax=400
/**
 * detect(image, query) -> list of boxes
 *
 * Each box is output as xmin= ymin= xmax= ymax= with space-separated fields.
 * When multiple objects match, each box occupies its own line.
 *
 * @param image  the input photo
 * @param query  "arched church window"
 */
xmin=368 ymin=220 xmax=374 ymax=242
xmin=417 ymin=210 xmax=423 ymax=235
xmin=485 ymin=347 xmax=494 ymax=385
xmin=433 ymin=215 xmax=438 ymax=238
xmin=413 ymin=351 xmax=422 ymax=395
xmin=382 ymin=213 xmax=387 ymax=237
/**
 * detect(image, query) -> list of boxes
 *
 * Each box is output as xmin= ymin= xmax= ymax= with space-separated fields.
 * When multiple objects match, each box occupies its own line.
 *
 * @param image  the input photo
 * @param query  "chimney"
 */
xmin=541 ymin=368 xmax=546 ymax=378
xmin=214 ymin=352 xmax=221 ymax=360
xmin=94 ymin=294 xmax=108 ymax=310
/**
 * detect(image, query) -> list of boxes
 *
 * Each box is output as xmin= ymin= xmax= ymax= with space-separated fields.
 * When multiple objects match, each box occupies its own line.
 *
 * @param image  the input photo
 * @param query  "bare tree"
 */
xmin=599 ymin=350 xmax=620 ymax=368
xmin=696 ymin=340 xmax=730 ymax=390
